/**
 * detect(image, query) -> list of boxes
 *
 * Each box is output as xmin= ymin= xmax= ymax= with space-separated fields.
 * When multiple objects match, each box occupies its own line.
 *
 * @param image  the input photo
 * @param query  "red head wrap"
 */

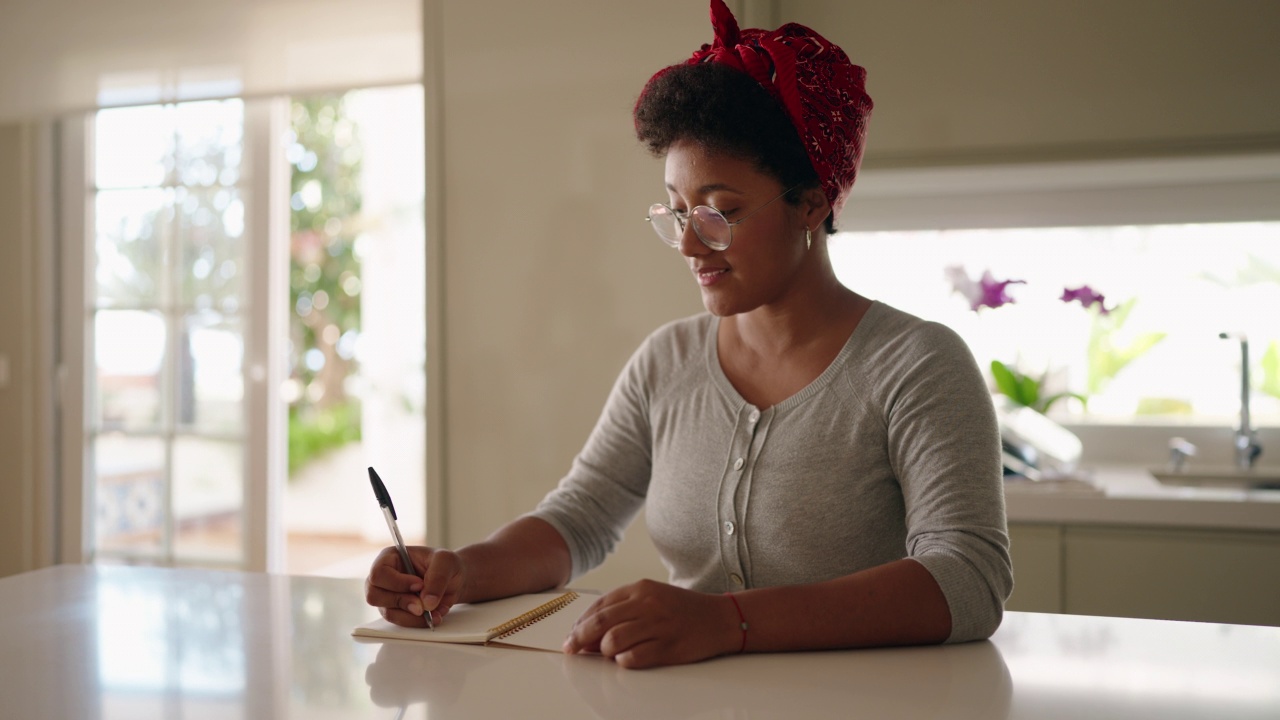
xmin=641 ymin=0 xmax=873 ymax=219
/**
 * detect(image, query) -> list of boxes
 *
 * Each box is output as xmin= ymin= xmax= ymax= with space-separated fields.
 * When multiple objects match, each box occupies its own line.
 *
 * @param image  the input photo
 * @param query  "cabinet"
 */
xmin=1006 ymin=524 xmax=1063 ymax=613
xmin=1008 ymin=523 xmax=1280 ymax=626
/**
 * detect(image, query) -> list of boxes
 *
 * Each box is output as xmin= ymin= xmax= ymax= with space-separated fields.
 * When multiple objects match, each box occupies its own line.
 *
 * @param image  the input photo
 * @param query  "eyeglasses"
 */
xmin=646 ymin=185 xmax=798 ymax=251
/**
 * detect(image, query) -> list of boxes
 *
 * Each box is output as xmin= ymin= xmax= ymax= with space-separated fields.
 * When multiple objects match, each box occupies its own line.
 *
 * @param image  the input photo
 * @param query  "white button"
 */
xmin=748 ymin=410 xmax=760 ymax=424
xmin=724 ymin=521 xmax=735 ymax=535
xmin=733 ymin=457 xmax=744 ymax=470
xmin=730 ymin=573 xmax=744 ymax=586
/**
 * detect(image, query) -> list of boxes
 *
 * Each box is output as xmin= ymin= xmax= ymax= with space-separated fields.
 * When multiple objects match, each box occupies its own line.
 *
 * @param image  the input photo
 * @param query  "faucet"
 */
xmin=1168 ymin=436 xmax=1197 ymax=472
xmin=1220 ymin=332 xmax=1263 ymax=469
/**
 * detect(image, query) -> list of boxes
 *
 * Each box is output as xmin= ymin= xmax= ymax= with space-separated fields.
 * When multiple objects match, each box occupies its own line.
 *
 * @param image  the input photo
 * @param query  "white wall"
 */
xmin=0 ymin=124 xmax=56 ymax=577
xmin=0 ymin=0 xmax=420 ymax=121
xmin=430 ymin=0 xmax=718 ymax=587
xmin=784 ymin=0 xmax=1280 ymax=166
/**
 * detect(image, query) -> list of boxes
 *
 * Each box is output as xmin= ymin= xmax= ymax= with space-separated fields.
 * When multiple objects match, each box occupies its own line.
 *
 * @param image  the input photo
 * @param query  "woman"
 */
xmin=365 ymin=0 xmax=1011 ymax=670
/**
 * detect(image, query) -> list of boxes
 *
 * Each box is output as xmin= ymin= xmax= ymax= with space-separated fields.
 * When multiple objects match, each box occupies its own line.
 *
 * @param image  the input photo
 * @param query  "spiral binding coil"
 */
xmin=489 ymin=591 xmax=580 ymax=640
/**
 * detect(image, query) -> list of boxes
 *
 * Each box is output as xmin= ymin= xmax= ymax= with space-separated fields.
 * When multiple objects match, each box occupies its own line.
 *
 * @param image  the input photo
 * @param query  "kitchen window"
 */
xmin=831 ymin=221 xmax=1280 ymax=426
xmin=831 ymin=153 xmax=1280 ymax=464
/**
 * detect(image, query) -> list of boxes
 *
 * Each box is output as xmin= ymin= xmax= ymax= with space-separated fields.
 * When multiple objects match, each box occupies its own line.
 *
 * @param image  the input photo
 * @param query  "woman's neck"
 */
xmin=724 ymin=267 xmax=870 ymax=360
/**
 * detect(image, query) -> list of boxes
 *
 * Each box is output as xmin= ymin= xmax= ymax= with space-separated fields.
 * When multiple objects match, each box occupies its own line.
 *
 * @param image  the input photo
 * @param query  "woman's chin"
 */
xmin=700 ymin=292 xmax=745 ymax=318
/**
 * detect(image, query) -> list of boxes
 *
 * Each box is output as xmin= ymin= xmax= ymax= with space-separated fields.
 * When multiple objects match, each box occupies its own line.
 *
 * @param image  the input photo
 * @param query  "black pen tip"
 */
xmin=368 ymin=466 xmax=396 ymax=518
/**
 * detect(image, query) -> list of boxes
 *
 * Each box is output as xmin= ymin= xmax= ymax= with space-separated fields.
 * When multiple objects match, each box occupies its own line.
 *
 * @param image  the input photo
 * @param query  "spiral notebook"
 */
xmin=352 ymin=591 xmax=589 ymax=652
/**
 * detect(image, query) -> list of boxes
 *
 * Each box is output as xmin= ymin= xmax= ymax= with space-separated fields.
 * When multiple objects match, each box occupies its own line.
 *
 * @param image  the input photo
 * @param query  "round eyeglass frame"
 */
xmin=646 ymin=184 xmax=800 ymax=251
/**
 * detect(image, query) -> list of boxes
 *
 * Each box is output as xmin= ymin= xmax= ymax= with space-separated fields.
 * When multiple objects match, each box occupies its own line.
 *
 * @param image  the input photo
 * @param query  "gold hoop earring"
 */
xmin=805 ymin=227 xmax=812 ymax=251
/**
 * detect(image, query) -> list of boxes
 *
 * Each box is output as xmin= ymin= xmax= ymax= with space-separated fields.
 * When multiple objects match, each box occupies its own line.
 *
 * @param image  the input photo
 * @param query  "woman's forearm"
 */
xmin=731 ymin=558 xmax=952 ymax=652
xmin=455 ymin=516 xmax=574 ymax=603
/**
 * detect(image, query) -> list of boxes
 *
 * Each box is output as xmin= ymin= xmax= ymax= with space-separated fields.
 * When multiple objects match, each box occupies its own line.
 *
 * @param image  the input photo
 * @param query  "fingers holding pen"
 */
xmin=366 ymin=546 xmax=467 ymax=627
xmin=366 ymin=547 xmax=422 ymax=626
xmin=419 ymin=548 xmax=466 ymax=617
xmin=369 ymin=546 xmax=424 ymax=590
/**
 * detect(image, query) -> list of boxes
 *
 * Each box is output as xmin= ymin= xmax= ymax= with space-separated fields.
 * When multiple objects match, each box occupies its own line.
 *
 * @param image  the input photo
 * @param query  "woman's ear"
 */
xmin=801 ymin=187 xmax=831 ymax=234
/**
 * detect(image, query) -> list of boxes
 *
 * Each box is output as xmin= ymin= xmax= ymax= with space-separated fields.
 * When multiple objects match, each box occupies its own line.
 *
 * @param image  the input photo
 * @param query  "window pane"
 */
xmin=94 ymin=105 xmax=173 ymax=189
xmin=173 ymin=437 xmax=243 ymax=563
xmin=830 ymin=222 xmax=1280 ymax=426
xmin=174 ymin=99 xmax=244 ymax=188
xmin=177 ymin=186 xmax=245 ymax=311
xmin=94 ymin=435 xmax=166 ymax=556
xmin=94 ymin=188 xmax=169 ymax=307
xmin=95 ymin=309 xmax=166 ymax=432
xmin=177 ymin=311 xmax=244 ymax=434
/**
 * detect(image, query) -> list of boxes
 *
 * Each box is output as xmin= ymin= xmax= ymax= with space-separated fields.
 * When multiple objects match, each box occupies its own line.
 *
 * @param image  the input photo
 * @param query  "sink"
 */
xmin=1150 ymin=465 xmax=1280 ymax=490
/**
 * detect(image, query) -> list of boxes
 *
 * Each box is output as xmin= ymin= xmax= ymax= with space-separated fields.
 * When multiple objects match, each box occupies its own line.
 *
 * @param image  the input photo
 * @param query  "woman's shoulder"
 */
xmin=843 ymin=302 xmax=978 ymax=399
xmin=838 ymin=303 xmax=992 ymax=425
xmin=614 ymin=312 xmax=714 ymax=390
xmin=858 ymin=301 xmax=970 ymax=360
xmin=637 ymin=312 xmax=715 ymax=360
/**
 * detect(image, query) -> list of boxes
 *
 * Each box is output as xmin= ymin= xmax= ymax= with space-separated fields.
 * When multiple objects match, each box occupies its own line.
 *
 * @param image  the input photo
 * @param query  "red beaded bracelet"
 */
xmin=726 ymin=593 xmax=748 ymax=653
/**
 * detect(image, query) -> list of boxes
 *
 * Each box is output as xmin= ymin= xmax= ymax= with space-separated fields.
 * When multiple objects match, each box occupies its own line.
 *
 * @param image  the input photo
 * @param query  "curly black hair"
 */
xmin=634 ymin=61 xmax=835 ymax=233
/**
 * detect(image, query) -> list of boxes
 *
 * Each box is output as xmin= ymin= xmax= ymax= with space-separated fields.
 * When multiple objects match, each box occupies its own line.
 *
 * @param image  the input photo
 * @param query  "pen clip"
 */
xmin=368 ymin=466 xmax=398 ymax=520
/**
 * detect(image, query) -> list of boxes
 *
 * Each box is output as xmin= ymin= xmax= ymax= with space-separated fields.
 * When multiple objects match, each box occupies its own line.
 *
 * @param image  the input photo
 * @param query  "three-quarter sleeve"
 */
xmin=525 ymin=339 xmax=655 ymax=580
xmin=883 ymin=322 xmax=1014 ymax=642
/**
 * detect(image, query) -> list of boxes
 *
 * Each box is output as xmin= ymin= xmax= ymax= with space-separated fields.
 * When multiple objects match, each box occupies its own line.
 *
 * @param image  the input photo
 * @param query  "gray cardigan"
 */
xmin=529 ymin=302 xmax=1013 ymax=642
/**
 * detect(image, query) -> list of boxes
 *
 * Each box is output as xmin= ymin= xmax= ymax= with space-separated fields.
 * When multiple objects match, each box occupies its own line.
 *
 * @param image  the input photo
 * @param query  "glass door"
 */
xmin=77 ymin=86 xmax=427 ymax=573
xmin=89 ymin=99 xmax=254 ymax=566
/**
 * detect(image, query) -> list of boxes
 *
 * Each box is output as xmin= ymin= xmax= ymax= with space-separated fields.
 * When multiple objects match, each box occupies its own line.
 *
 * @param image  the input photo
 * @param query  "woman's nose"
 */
xmin=676 ymin=218 xmax=708 ymax=257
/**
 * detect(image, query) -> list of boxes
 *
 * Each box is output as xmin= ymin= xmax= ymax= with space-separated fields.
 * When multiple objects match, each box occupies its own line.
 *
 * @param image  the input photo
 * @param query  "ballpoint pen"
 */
xmin=368 ymin=466 xmax=433 ymax=629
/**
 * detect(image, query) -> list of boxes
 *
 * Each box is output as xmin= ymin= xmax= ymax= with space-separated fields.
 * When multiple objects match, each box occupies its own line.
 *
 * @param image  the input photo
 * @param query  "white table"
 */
xmin=1 ymin=565 xmax=1277 ymax=719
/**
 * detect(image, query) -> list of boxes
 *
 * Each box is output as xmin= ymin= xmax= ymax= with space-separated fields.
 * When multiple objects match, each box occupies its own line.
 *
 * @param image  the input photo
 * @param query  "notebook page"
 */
xmin=353 ymin=592 xmax=577 ymax=644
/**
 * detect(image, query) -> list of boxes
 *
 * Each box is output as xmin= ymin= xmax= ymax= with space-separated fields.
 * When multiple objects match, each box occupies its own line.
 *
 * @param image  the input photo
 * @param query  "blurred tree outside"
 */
xmin=288 ymin=95 xmax=365 ymax=474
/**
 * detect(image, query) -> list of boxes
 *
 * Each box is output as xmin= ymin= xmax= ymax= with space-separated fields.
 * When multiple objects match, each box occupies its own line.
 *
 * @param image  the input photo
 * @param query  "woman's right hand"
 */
xmin=364 ymin=546 xmax=468 ymax=628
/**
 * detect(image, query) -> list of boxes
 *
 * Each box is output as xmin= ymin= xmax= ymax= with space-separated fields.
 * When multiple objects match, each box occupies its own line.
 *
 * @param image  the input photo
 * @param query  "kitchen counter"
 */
xmin=1003 ymin=467 xmax=1280 ymax=625
xmin=2 ymin=564 xmax=1278 ymax=719
xmin=1004 ymin=466 xmax=1280 ymax=531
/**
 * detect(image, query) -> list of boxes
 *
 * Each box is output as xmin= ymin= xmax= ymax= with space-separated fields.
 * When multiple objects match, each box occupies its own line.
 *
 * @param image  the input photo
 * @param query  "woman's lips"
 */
xmin=695 ymin=267 xmax=728 ymax=287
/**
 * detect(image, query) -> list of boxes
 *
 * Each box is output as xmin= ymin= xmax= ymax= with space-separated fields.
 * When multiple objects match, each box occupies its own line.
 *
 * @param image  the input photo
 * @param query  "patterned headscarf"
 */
xmin=641 ymin=0 xmax=873 ymax=219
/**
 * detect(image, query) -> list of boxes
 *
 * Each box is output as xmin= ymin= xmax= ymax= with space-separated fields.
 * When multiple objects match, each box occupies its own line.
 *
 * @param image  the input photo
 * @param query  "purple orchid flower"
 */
xmin=1061 ymin=285 xmax=1111 ymax=314
xmin=946 ymin=266 xmax=1026 ymax=312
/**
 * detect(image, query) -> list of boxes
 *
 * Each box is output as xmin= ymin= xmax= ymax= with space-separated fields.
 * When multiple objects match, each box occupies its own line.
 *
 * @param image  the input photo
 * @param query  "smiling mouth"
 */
xmin=696 ymin=268 xmax=728 ymax=286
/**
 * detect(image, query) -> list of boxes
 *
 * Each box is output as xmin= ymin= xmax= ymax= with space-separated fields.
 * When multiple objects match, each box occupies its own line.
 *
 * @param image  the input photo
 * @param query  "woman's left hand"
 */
xmin=563 ymin=579 xmax=741 ymax=669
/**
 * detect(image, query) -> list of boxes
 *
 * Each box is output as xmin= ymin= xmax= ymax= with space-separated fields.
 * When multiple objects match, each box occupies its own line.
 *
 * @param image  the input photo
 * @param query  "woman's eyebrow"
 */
xmin=664 ymin=182 xmax=744 ymax=194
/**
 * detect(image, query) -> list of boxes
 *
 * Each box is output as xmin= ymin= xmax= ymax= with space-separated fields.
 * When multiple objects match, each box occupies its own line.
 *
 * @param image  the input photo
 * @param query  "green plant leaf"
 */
xmin=1087 ymin=298 xmax=1167 ymax=395
xmin=1116 ymin=331 xmax=1167 ymax=367
xmin=1018 ymin=374 xmax=1041 ymax=408
xmin=1262 ymin=341 xmax=1280 ymax=400
xmin=991 ymin=360 xmax=1052 ymax=409
xmin=991 ymin=360 xmax=1024 ymax=405
xmin=1040 ymin=391 xmax=1089 ymax=414
xmin=1135 ymin=397 xmax=1194 ymax=415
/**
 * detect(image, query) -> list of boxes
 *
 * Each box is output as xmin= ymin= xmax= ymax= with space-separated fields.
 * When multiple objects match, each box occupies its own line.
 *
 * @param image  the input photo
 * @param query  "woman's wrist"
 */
xmin=722 ymin=592 xmax=750 ymax=654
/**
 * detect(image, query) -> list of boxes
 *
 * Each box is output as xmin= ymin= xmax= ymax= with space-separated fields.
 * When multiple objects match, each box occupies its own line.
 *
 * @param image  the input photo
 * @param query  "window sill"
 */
xmin=1064 ymin=422 xmax=1278 ymax=469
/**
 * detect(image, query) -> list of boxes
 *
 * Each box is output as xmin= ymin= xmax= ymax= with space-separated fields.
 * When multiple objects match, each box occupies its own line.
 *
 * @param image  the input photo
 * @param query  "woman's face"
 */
xmin=663 ymin=141 xmax=810 ymax=317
